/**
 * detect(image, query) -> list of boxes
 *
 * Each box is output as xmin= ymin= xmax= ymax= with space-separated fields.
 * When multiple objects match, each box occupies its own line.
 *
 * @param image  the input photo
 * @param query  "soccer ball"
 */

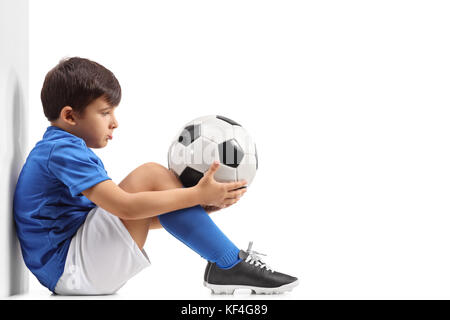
xmin=168 ymin=115 xmax=258 ymax=188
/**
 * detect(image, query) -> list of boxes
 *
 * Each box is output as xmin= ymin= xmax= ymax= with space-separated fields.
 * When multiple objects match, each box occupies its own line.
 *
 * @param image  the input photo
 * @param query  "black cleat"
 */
xmin=203 ymin=242 xmax=299 ymax=294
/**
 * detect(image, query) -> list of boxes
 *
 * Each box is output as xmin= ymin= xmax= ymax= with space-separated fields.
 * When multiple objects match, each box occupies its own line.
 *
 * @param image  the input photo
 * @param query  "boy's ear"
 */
xmin=60 ymin=106 xmax=77 ymax=125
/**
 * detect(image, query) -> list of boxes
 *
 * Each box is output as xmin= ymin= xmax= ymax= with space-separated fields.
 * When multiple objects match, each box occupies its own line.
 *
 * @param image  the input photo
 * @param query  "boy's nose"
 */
xmin=111 ymin=117 xmax=119 ymax=129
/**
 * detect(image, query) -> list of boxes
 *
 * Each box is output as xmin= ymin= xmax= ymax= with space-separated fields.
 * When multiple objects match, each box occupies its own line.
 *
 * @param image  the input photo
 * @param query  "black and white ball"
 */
xmin=168 ymin=115 xmax=258 ymax=188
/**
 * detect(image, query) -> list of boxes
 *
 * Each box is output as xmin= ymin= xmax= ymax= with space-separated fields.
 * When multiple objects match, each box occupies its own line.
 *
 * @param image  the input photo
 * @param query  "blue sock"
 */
xmin=158 ymin=205 xmax=241 ymax=268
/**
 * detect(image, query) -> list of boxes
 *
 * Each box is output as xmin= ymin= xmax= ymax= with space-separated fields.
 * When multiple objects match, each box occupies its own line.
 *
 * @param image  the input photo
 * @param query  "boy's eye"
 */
xmin=102 ymin=112 xmax=110 ymax=116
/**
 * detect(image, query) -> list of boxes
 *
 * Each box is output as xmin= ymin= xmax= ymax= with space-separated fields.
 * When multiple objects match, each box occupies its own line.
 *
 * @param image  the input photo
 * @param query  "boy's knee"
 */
xmin=143 ymin=162 xmax=182 ymax=189
xmin=144 ymin=162 xmax=167 ymax=173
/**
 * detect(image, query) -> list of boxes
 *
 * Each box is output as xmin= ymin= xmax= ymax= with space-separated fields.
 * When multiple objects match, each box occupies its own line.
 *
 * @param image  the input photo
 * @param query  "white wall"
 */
xmin=27 ymin=0 xmax=450 ymax=299
xmin=0 ymin=0 xmax=29 ymax=297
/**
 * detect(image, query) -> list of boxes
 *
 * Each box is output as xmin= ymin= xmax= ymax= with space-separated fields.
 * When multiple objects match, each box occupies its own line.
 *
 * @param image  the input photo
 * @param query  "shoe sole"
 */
xmin=204 ymin=279 xmax=299 ymax=295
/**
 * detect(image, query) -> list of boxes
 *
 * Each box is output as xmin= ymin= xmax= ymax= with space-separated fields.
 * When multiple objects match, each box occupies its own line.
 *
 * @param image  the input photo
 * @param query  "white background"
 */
xmin=22 ymin=0 xmax=450 ymax=299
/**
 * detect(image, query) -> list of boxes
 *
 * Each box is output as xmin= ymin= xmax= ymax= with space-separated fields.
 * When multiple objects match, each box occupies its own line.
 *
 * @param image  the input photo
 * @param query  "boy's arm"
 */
xmin=82 ymin=162 xmax=247 ymax=221
xmin=82 ymin=180 xmax=201 ymax=220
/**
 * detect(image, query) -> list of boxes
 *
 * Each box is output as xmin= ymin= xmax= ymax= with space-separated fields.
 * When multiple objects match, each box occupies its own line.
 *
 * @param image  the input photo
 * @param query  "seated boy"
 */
xmin=13 ymin=57 xmax=298 ymax=295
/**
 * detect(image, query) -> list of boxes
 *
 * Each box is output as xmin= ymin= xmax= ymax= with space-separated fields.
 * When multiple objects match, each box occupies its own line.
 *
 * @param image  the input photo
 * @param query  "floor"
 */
xmin=7 ymin=262 xmax=299 ymax=300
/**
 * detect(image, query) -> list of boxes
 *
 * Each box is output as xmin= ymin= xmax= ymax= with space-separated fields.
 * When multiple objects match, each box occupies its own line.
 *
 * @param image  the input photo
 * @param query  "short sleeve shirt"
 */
xmin=13 ymin=126 xmax=111 ymax=292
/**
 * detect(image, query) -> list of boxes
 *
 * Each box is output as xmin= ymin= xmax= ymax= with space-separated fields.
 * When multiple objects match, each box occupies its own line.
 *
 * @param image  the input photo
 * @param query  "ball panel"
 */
xmin=179 ymin=166 xmax=204 ymax=188
xmin=232 ymin=125 xmax=256 ymax=155
xmin=172 ymin=115 xmax=214 ymax=142
xmin=178 ymin=124 xmax=201 ymax=146
xmin=187 ymin=137 xmax=220 ymax=173
xmin=218 ymin=139 xmax=244 ymax=168
xmin=216 ymin=115 xmax=242 ymax=127
xmin=201 ymin=118 xmax=235 ymax=144
xmin=214 ymin=163 xmax=237 ymax=183
xmin=236 ymin=153 xmax=257 ymax=186
xmin=168 ymin=141 xmax=188 ymax=176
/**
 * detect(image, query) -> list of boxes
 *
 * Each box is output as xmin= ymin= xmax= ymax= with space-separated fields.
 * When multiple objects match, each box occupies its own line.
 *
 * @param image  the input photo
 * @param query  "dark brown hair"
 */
xmin=41 ymin=57 xmax=121 ymax=121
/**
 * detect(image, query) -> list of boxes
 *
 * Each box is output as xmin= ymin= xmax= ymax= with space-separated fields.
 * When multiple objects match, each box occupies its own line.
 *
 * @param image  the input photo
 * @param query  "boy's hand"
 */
xmin=195 ymin=161 xmax=247 ymax=208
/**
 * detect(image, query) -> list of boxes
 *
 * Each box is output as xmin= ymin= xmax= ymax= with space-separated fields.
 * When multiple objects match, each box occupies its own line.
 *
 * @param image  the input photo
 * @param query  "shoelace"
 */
xmin=244 ymin=241 xmax=274 ymax=273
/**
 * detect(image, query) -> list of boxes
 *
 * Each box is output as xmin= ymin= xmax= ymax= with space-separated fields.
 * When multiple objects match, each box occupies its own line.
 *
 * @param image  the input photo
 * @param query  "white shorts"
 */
xmin=54 ymin=206 xmax=151 ymax=295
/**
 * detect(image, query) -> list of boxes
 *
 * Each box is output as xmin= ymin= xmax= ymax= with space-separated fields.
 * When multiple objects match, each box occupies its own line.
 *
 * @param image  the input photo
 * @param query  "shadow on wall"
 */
xmin=0 ymin=69 xmax=29 ymax=296
xmin=0 ymin=0 xmax=29 ymax=297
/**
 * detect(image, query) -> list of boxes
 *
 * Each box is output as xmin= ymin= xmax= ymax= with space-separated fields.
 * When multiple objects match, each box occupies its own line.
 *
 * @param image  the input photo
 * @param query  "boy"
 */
xmin=13 ymin=57 xmax=298 ymax=295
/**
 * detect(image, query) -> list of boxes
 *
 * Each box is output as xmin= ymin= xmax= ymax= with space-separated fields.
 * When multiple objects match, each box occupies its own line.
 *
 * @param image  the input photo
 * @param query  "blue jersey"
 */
xmin=13 ymin=126 xmax=111 ymax=292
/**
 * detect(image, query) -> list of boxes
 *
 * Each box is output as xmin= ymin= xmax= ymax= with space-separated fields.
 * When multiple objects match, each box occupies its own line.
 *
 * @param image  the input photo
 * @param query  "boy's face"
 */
xmin=71 ymin=97 xmax=119 ymax=149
